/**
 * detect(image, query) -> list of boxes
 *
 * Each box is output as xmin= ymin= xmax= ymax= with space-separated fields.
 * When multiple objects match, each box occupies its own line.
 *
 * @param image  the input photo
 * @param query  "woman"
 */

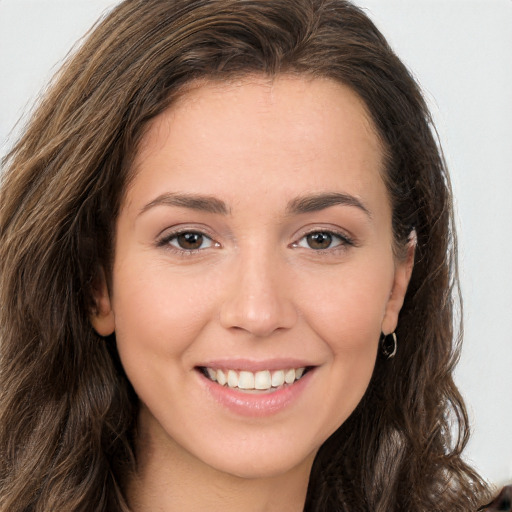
xmin=0 ymin=0 xmax=497 ymax=510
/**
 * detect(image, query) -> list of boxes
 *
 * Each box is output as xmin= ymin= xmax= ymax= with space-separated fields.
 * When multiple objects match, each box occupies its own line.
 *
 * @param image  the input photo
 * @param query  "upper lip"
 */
xmin=196 ymin=358 xmax=317 ymax=372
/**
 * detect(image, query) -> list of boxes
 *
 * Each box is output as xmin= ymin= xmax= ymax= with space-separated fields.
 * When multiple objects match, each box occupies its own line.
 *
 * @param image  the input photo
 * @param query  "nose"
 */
xmin=219 ymin=249 xmax=298 ymax=338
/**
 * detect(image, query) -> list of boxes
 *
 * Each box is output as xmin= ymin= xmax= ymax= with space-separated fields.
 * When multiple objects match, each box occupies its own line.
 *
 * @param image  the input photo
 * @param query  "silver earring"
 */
xmin=380 ymin=332 xmax=397 ymax=359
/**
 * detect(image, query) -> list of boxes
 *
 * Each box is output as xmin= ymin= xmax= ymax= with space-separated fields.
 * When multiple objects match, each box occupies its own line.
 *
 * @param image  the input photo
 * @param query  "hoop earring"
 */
xmin=380 ymin=332 xmax=397 ymax=359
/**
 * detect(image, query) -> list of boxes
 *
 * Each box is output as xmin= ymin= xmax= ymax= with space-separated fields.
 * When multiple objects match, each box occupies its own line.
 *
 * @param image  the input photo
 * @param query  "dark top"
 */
xmin=481 ymin=486 xmax=512 ymax=511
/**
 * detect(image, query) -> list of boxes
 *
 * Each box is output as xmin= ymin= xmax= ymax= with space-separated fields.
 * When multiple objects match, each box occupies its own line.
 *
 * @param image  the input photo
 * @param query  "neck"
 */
xmin=126 ymin=412 xmax=314 ymax=512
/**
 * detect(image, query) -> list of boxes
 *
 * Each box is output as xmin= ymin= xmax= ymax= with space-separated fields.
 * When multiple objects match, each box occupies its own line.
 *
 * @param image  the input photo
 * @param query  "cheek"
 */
xmin=110 ymin=260 xmax=217 ymax=369
xmin=289 ymin=260 xmax=393 ymax=431
xmin=298 ymin=258 xmax=394 ymax=354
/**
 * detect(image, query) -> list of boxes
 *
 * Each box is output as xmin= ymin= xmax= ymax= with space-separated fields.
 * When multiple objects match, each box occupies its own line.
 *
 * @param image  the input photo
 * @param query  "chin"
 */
xmin=203 ymin=447 xmax=318 ymax=481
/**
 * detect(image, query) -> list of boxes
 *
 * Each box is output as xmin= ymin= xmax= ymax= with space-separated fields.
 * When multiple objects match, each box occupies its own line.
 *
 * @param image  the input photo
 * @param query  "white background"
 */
xmin=1 ymin=0 xmax=511 ymax=487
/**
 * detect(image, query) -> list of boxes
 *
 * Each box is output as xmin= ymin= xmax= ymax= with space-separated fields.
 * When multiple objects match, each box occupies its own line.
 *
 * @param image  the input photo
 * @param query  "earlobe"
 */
xmin=381 ymin=231 xmax=416 ymax=335
xmin=90 ymin=269 xmax=115 ymax=337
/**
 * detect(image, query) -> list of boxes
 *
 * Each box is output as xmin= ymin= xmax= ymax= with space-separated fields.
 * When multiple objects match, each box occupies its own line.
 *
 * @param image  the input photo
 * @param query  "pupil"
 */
xmin=307 ymin=232 xmax=332 ymax=249
xmin=177 ymin=232 xmax=203 ymax=250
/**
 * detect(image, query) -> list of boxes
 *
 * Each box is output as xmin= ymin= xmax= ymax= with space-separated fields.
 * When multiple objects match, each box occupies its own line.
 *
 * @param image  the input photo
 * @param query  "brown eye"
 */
xmin=177 ymin=232 xmax=203 ymax=249
xmin=294 ymin=230 xmax=350 ymax=251
xmin=168 ymin=232 xmax=213 ymax=251
xmin=306 ymin=232 xmax=333 ymax=250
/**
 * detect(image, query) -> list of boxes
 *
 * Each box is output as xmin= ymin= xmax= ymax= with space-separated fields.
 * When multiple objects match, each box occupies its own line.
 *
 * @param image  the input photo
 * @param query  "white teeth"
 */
xmin=271 ymin=370 xmax=285 ymax=387
xmin=238 ymin=371 xmax=255 ymax=389
xmin=284 ymin=368 xmax=296 ymax=384
xmin=204 ymin=367 xmax=307 ymax=390
xmin=254 ymin=370 xmax=271 ymax=390
xmin=217 ymin=369 xmax=227 ymax=386
xmin=227 ymin=369 xmax=238 ymax=388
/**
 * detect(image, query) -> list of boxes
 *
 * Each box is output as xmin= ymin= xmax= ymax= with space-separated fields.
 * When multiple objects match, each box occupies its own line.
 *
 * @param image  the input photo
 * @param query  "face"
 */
xmin=93 ymin=76 xmax=413 ymax=480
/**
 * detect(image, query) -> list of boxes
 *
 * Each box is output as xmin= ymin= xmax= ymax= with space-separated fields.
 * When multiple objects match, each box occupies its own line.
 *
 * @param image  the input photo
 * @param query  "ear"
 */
xmin=381 ymin=231 xmax=416 ymax=335
xmin=90 ymin=268 xmax=115 ymax=336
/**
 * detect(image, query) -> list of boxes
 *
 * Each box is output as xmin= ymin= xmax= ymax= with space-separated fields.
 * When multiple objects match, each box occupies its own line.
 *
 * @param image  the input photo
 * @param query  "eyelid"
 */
xmin=292 ymin=227 xmax=356 ymax=250
xmin=156 ymin=225 xmax=220 ymax=252
xmin=156 ymin=222 xmax=217 ymax=241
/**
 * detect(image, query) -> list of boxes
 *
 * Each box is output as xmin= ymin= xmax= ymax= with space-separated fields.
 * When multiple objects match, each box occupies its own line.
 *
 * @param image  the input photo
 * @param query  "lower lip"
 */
xmin=199 ymin=369 xmax=314 ymax=418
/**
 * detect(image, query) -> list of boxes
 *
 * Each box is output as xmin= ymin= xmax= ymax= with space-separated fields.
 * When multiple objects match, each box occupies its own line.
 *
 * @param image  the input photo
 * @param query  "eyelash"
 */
xmin=156 ymin=229 xmax=218 ymax=255
xmin=292 ymin=229 xmax=355 ymax=252
xmin=156 ymin=228 xmax=355 ymax=255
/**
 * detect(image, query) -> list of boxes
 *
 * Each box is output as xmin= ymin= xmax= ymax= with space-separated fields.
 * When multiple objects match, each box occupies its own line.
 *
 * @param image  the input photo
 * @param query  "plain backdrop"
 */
xmin=1 ymin=0 xmax=511 ymax=487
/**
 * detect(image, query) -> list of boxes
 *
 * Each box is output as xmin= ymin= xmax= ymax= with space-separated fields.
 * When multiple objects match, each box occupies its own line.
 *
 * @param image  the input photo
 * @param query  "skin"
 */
xmin=92 ymin=75 xmax=414 ymax=511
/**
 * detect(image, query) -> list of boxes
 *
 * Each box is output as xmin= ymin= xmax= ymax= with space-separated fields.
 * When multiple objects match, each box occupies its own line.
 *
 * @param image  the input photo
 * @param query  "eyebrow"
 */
xmin=139 ymin=191 xmax=371 ymax=218
xmin=286 ymin=192 xmax=372 ymax=218
xmin=139 ymin=193 xmax=230 ymax=216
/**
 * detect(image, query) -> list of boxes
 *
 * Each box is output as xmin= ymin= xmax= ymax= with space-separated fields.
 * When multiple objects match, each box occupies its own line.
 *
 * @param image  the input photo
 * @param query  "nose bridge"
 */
xmin=220 ymin=242 xmax=297 ymax=337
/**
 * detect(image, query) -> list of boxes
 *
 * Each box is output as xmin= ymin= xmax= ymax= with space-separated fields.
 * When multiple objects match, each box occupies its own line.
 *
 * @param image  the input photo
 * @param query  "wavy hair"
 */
xmin=0 ymin=0 xmax=490 ymax=510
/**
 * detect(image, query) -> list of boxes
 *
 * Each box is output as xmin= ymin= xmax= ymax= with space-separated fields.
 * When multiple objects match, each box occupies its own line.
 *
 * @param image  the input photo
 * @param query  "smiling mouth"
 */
xmin=198 ymin=366 xmax=312 ymax=392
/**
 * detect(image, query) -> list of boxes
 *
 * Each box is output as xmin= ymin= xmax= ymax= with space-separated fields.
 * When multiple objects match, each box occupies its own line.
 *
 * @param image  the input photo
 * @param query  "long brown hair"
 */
xmin=0 ymin=1 xmax=490 ymax=510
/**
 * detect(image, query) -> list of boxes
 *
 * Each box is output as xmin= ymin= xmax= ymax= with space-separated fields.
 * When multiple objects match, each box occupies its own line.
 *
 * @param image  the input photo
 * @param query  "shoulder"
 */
xmin=479 ymin=485 xmax=512 ymax=511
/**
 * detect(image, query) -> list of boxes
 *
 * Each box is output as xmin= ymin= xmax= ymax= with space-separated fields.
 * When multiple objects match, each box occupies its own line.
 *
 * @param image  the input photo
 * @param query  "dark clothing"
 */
xmin=481 ymin=485 xmax=512 ymax=511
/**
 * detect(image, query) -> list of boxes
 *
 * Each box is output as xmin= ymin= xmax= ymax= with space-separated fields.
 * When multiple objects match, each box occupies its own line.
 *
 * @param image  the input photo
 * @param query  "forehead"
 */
xmin=127 ymin=75 xmax=386 ymax=213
